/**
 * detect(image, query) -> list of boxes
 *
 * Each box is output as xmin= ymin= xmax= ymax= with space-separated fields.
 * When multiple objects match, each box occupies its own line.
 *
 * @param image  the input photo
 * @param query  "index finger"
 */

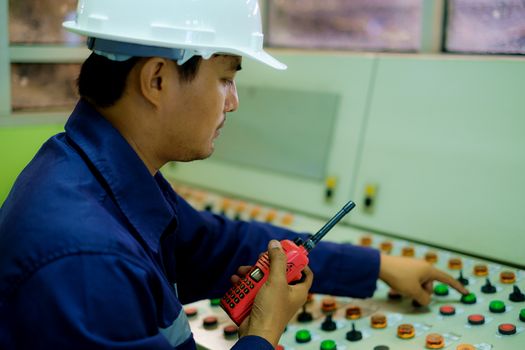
xmin=431 ymin=268 xmax=469 ymax=295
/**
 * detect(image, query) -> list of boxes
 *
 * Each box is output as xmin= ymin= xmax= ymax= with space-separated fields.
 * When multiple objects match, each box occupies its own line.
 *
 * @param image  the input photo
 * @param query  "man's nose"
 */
xmin=225 ymin=81 xmax=239 ymax=113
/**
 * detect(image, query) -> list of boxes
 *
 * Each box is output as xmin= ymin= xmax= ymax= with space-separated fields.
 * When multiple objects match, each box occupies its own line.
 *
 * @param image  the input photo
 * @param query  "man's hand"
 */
xmin=379 ymin=253 xmax=469 ymax=306
xmin=238 ymin=240 xmax=313 ymax=348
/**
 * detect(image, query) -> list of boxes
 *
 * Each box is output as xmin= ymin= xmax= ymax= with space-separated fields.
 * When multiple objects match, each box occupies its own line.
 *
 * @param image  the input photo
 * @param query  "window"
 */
xmin=445 ymin=0 xmax=524 ymax=54
xmin=11 ymin=63 xmax=80 ymax=112
xmin=267 ymin=0 xmax=422 ymax=51
xmin=1 ymin=0 xmax=87 ymax=117
xmin=9 ymin=0 xmax=82 ymax=45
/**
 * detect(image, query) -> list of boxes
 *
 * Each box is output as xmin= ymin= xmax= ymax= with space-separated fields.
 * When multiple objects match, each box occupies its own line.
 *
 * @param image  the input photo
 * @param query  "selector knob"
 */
xmin=297 ymin=305 xmax=313 ymax=323
xmin=481 ymin=278 xmax=497 ymax=294
xmin=457 ymin=270 xmax=469 ymax=286
xmin=509 ymin=285 xmax=525 ymax=302
xmin=345 ymin=323 xmax=362 ymax=342
xmin=387 ymin=289 xmax=402 ymax=300
xmin=321 ymin=314 xmax=337 ymax=331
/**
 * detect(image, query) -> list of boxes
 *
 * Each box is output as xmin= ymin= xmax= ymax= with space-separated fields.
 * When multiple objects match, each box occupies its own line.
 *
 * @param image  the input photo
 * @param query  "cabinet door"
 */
xmin=351 ymin=57 xmax=525 ymax=266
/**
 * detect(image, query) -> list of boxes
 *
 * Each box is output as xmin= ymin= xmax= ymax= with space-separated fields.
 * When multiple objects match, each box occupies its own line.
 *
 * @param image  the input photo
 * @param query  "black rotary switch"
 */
xmin=297 ymin=304 xmax=313 ymax=323
xmin=457 ymin=270 xmax=469 ymax=286
xmin=481 ymin=278 xmax=496 ymax=294
xmin=345 ymin=323 xmax=363 ymax=342
xmin=509 ymin=286 xmax=525 ymax=302
xmin=321 ymin=314 xmax=337 ymax=331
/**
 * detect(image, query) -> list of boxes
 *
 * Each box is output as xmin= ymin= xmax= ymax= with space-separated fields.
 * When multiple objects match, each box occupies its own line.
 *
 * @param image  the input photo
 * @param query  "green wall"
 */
xmin=0 ymin=124 xmax=64 ymax=204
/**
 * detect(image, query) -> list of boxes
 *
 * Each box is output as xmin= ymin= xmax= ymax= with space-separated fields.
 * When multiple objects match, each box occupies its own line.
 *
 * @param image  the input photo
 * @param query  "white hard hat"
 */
xmin=63 ymin=0 xmax=286 ymax=70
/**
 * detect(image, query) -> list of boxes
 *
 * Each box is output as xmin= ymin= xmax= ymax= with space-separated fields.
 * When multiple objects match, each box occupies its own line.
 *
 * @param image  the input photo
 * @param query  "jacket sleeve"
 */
xmin=231 ymin=336 xmax=273 ymax=350
xmin=172 ymin=195 xmax=380 ymax=304
xmin=2 ymin=253 xmax=176 ymax=350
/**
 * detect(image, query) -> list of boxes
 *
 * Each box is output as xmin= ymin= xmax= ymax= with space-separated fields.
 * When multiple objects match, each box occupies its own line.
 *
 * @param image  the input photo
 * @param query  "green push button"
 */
xmin=295 ymin=329 xmax=312 ymax=343
xmin=434 ymin=284 xmax=449 ymax=296
xmin=519 ymin=308 xmax=525 ymax=322
xmin=209 ymin=298 xmax=221 ymax=306
xmin=320 ymin=339 xmax=337 ymax=350
xmin=461 ymin=293 xmax=477 ymax=305
xmin=489 ymin=300 xmax=506 ymax=313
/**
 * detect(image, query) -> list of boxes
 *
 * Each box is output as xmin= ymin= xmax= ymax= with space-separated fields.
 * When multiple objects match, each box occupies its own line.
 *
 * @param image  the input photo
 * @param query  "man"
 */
xmin=0 ymin=1 xmax=467 ymax=349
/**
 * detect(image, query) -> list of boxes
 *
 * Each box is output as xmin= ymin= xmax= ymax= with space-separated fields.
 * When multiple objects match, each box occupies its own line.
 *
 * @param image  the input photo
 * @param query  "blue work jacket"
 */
xmin=0 ymin=100 xmax=380 ymax=349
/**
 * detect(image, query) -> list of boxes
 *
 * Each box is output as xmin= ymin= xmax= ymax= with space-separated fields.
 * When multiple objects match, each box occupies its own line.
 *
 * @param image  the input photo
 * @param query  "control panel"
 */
xmin=173 ymin=183 xmax=524 ymax=350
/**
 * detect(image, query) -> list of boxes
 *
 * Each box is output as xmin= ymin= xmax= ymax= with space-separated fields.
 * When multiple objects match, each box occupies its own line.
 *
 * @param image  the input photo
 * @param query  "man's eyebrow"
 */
xmin=213 ymin=54 xmax=242 ymax=72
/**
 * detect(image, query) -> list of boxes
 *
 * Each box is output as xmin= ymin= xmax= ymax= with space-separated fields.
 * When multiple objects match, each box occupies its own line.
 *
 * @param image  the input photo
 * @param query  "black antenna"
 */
xmin=303 ymin=201 xmax=356 ymax=252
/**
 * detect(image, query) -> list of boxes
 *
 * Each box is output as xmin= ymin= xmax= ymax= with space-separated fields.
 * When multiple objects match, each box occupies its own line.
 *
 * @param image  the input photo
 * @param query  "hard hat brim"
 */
xmin=64 ymin=20 xmax=286 ymax=70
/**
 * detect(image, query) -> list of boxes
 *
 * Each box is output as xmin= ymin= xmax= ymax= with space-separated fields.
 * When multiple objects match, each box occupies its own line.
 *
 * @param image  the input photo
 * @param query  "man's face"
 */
xmin=160 ymin=55 xmax=241 ymax=162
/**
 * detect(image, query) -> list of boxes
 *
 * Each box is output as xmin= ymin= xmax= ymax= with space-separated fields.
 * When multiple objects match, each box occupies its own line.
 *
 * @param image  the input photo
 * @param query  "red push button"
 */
xmin=223 ymin=324 xmax=238 ymax=337
xmin=439 ymin=305 xmax=456 ymax=316
xmin=184 ymin=307 xmax=198 ymax=317
xmin=467 ymin=314 xmax=485 ymax=325
xmin=203 ymin=316 xmax=218 ymax=328
xmin=498 ymin=323 xmax=516 ymax=335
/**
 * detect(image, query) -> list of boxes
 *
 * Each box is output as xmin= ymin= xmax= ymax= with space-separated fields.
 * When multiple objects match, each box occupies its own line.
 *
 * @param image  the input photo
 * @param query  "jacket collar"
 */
xmin=65 ymin=99 xmax=175 ymax=253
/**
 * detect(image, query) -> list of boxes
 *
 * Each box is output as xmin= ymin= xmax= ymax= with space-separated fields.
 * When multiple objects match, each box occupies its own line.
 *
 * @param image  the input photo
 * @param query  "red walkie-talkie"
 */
xmin=220 ymin=201 xmax=356 ymax=325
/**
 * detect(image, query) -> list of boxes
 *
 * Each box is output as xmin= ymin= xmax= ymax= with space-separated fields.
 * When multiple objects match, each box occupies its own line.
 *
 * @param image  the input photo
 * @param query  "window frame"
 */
xmin=0 ymin=0 xmax=89 ymax=125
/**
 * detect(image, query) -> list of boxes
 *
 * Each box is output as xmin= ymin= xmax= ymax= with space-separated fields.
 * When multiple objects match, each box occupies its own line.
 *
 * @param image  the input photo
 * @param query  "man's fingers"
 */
xmin=431 ymin=268 xmax=469 ymax=295
xmin=267 ymin=240 xmax=287 ymax=284
xmin=231 ymin=275 xmax=240 ymax=284
xmin=237 ymin=265 xmax=252 ymax=276
xmin=298 ymin=266 xmax=314 ymax=290
xmin=412 ymin=287 xmax=431 ymax=306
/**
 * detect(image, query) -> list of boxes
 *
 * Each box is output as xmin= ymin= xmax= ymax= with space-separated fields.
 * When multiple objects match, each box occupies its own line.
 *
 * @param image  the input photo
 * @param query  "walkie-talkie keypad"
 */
xmin=222 ymin=276 xmax=256 ymax=308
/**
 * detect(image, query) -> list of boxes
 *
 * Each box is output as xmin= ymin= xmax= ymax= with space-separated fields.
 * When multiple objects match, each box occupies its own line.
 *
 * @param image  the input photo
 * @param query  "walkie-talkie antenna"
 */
xmin=303 ymin=201 xmax=356 ymax=252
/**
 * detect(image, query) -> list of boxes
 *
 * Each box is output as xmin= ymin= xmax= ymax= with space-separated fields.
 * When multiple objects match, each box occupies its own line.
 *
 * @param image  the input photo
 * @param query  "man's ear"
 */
xmin=139 ymin=57 xmax=169 ymax=107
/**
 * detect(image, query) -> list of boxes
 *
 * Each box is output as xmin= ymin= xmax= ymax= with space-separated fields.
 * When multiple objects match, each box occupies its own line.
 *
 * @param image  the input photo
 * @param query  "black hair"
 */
xmin=77 ymin=53 xmax=201 ymax=108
